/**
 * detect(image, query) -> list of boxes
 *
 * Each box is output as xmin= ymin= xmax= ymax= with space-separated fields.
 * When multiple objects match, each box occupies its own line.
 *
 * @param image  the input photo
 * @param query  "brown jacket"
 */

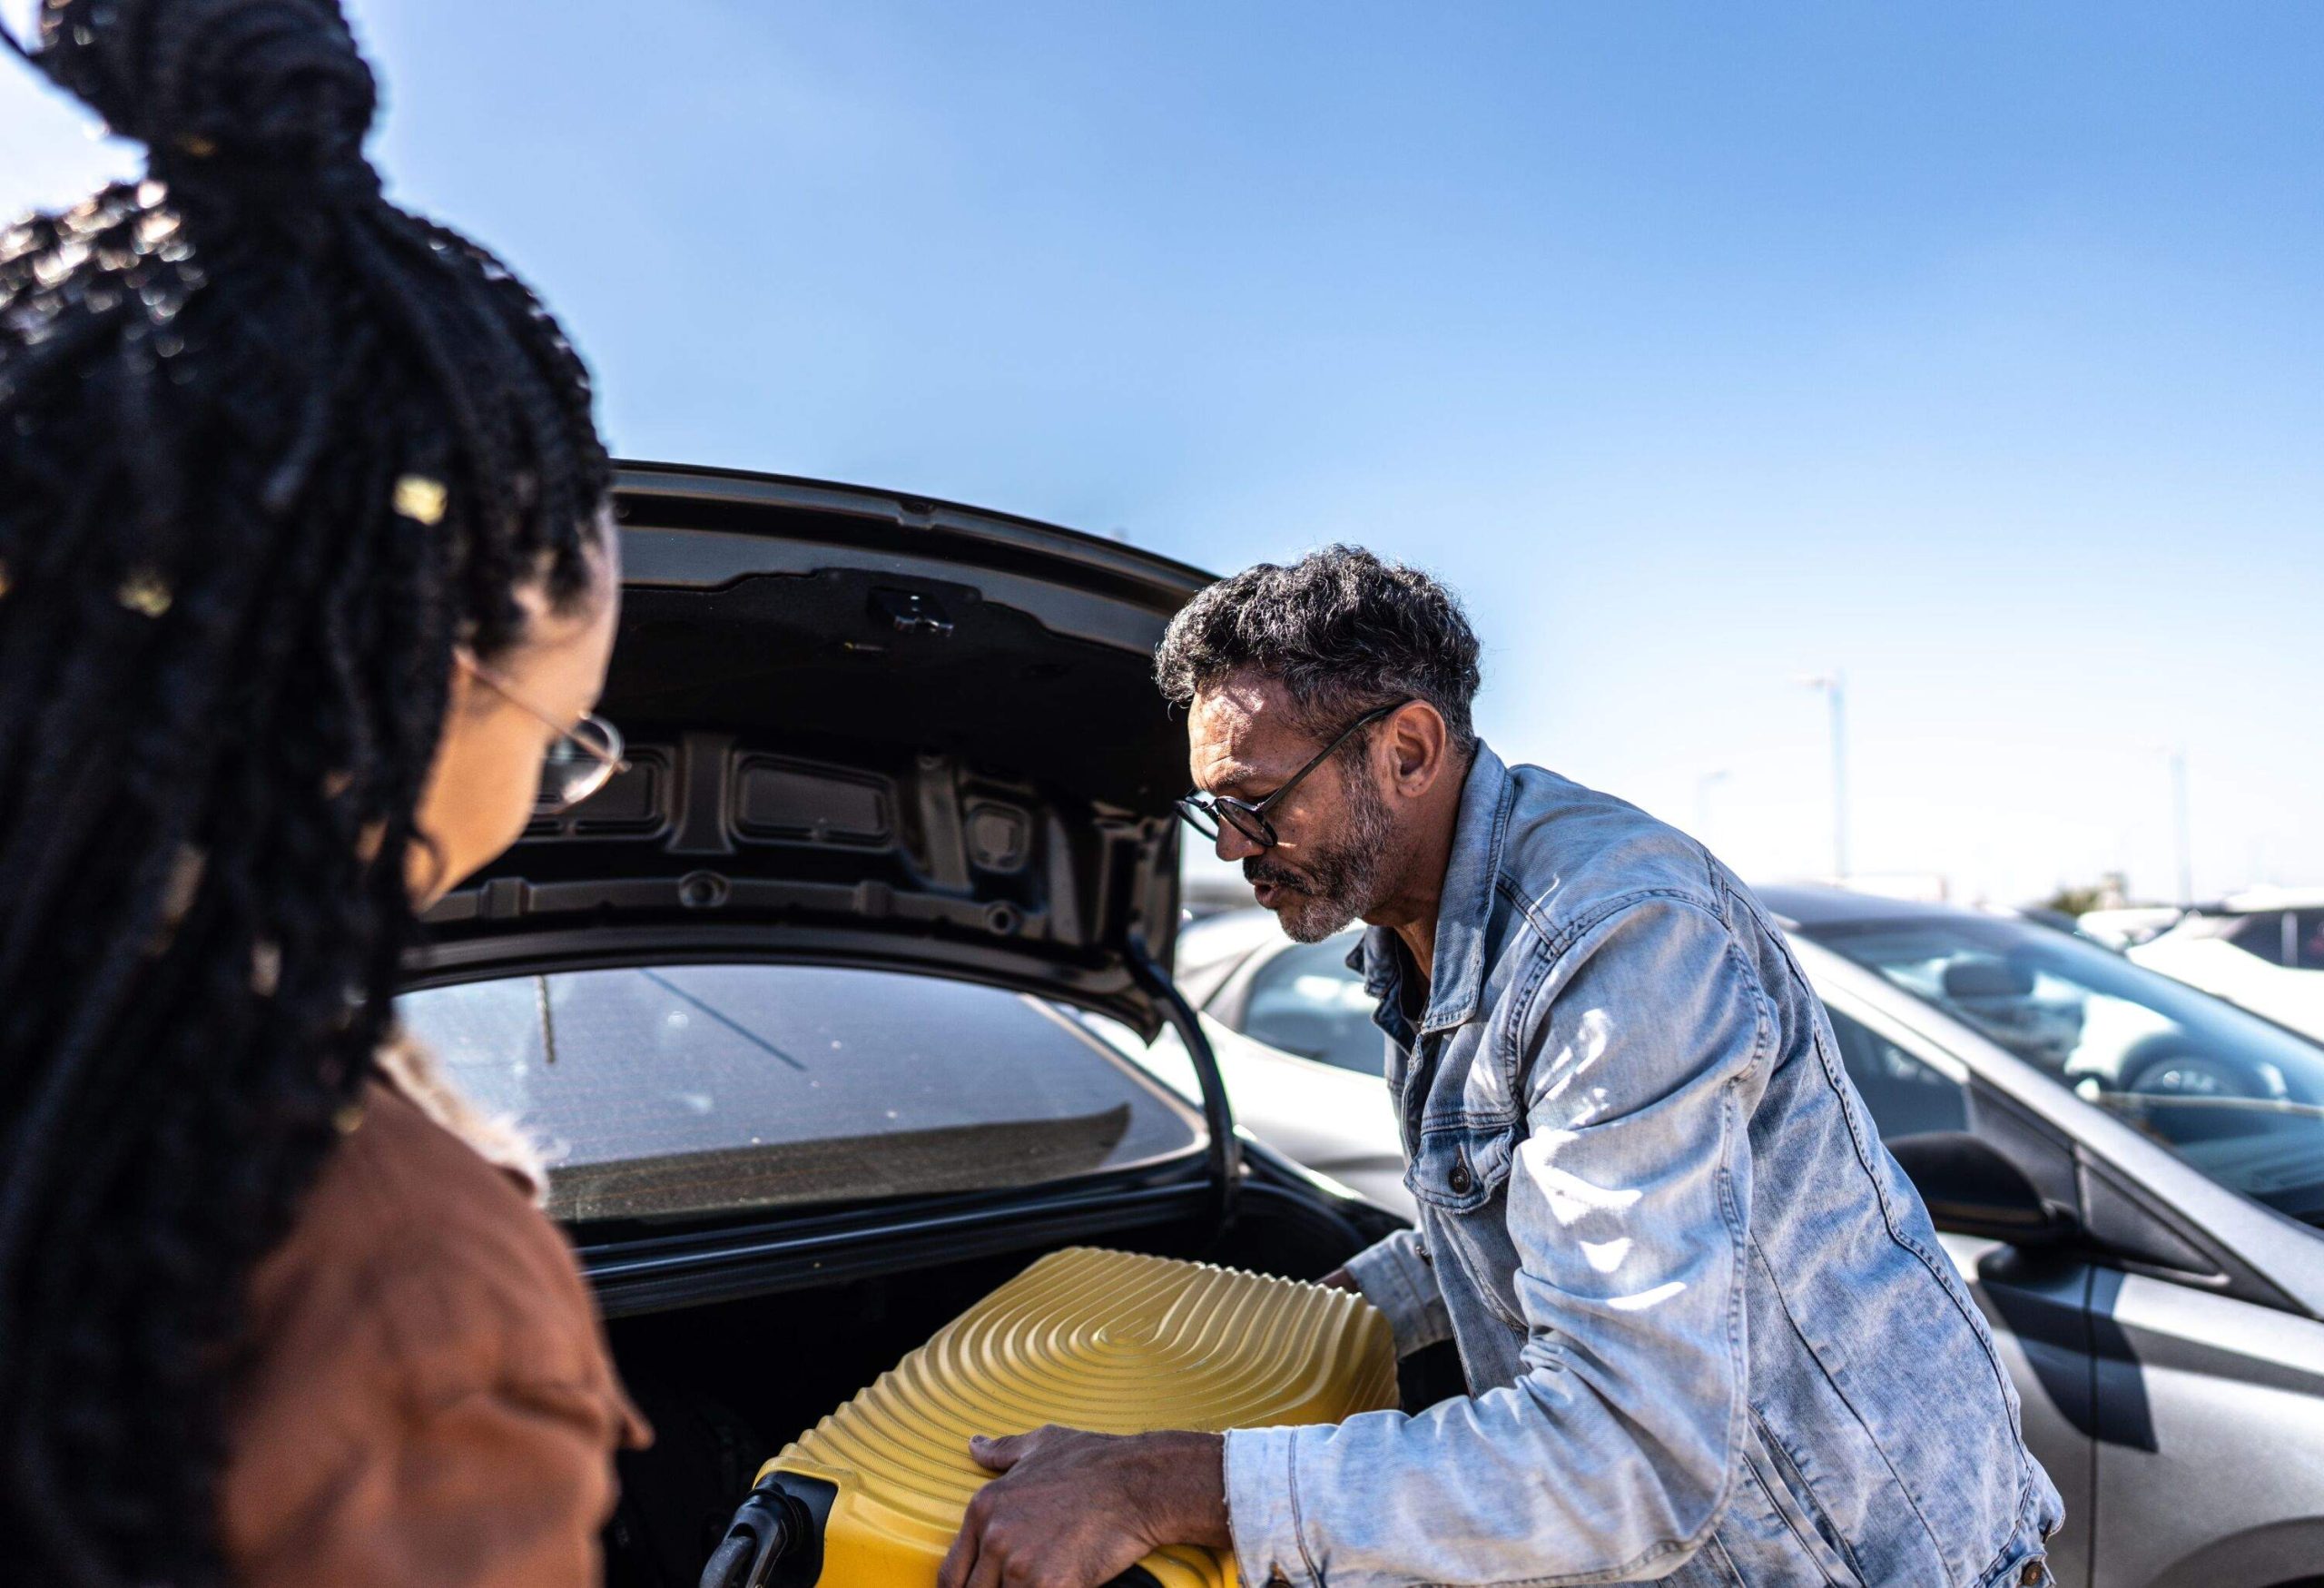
xmin=222 ymin=1078 xmax=650 ymax=1586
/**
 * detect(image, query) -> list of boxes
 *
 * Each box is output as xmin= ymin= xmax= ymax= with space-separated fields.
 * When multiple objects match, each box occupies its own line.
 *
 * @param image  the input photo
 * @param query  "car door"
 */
xmin=1814 ymin=989 xmax=2101 ymax=1588
xmin=1817 ymin=981 xmax=2324 ymax=1588
xmin=2083 ymin=1264 xmax=2324 ymax=1588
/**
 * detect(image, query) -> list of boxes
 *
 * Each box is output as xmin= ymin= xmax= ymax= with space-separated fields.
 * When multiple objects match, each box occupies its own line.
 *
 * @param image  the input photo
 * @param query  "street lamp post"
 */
xmin=1798 ymin=672 xmax=1850 ymax=882
xmin=2169 ymin=747 xmax=2192 ymax=905
xmin=2139 ymin=744 xmax=2195 ymax=905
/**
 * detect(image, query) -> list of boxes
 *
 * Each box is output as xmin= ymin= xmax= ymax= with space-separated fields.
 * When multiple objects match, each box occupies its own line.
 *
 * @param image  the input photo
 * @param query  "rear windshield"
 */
xmin=396 ymin=963 xmax=1204 ymax=1224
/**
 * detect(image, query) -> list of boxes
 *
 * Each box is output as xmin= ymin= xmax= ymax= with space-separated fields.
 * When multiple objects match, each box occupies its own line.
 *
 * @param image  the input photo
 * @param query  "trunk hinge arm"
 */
xmin=1127 ymin=935 xmax=1240 ymax=1225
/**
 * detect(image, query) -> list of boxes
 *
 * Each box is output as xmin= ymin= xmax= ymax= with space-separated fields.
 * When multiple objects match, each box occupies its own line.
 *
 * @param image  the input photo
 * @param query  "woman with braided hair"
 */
xmin=1 ymin=1 xmax=651 ymax=1582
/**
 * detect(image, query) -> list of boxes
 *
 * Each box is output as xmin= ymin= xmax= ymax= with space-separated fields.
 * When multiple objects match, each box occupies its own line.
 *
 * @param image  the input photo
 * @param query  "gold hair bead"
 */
xmin=146 ymin=843 xmax=208 ymax=954
xmin=250 ymin=939 xmax=283 ymax=998
xmin=116 ymin=566 xmax=172 ymax=617
xmin=392 ymin=474 xmax=448 ymax=526
xmin=158 ymin=843 xmax=207 ymax=925
xmin=333 ymin=1101 xmax=368 ymax=1135
xmin=175 ymin=134 xmax=216 ymax=157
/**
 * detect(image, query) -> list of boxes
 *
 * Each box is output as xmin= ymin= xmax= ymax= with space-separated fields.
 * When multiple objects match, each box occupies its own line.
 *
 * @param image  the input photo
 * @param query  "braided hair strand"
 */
xmin=0 ymin=3 xmax=614 ymax=1581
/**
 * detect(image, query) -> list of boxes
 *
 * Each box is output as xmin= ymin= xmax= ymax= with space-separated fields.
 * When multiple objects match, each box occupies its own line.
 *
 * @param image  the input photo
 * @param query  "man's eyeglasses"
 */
xmin=455 ymin=650 xmax=629 ymax=815
xmin=1176 ymin=700 xmax=1408 ymax=851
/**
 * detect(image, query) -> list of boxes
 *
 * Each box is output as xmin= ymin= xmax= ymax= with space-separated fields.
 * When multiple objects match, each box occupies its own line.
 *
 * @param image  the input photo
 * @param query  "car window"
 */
xmin=396 ymin=963 xmax=1205 ymax=1224
xmin=1825 ymin=1009 xmax=1969 ymax=1139
xmin=1239 ymin=937 xmax=1384 ymax=1076
xmin=1801 ymin=915 xmax=2324 ymax=1229
xmin=2224 ymin=911 xmax=2291 ymax=966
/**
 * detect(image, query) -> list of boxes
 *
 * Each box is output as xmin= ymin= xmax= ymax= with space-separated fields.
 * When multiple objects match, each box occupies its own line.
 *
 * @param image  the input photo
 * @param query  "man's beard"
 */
xmin=1245 ymin=769 xmax=1396 ymax=942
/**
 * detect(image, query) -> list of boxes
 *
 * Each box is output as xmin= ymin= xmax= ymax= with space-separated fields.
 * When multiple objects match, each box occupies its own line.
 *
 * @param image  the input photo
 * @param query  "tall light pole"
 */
xmin=1797 ymin=672 xmax=1850 ymax=881
xmin=2169 ymin=746 xmax=2192 ymax=904
xmin=2141 ymin=744 xmax=2195 ymax=904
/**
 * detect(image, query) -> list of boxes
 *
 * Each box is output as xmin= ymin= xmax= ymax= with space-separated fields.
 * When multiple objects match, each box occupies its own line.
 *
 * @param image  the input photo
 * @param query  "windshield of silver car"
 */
xmin=1803 ymin=915 xmax=2324 ymax=1229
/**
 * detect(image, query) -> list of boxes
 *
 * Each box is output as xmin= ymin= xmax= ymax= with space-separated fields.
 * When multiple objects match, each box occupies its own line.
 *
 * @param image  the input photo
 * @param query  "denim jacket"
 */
xmin=1221 ymin=745 xmax=2063 ymax=1588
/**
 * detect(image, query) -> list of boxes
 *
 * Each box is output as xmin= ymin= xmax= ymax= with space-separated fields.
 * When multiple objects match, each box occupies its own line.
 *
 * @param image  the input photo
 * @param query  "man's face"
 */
xmin=1185 ymin=673 xmax=1397 ymax=942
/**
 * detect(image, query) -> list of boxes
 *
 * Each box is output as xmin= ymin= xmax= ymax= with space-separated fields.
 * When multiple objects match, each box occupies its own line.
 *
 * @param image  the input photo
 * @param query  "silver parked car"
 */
xmin=1180 ymin=886 xmax=2324 ymax=1588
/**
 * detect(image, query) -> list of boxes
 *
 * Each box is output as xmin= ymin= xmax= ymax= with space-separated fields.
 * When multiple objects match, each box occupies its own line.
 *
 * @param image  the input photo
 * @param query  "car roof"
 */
xmin=1751 ymin=883 xmax=1998 ymax=932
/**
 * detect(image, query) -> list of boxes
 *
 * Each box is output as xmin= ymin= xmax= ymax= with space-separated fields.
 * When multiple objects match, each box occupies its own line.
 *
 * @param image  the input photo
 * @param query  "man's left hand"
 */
xmin=936 ymin=1425 xmax=1230 ymax=1588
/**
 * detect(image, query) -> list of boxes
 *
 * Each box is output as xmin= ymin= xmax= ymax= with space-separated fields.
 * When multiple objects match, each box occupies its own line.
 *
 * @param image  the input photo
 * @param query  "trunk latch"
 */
xmin=872 ymin=587 xmax=954 ymax=636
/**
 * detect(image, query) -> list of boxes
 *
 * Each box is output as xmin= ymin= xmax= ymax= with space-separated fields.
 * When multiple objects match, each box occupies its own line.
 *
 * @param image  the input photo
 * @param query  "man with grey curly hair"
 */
xmin=1152 ymin=546 xmax=1482 ymax=943
xmin=941 ymin=548 xmax=2062 ymax=1588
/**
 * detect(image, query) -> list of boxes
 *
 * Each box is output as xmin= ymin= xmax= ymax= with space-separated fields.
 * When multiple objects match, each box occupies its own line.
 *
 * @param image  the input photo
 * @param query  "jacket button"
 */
xmin=2020 ymin=1563 xmax=2044 ymax=1585
xmin=1448 ymin=1160 xmax=1473 ymax=1195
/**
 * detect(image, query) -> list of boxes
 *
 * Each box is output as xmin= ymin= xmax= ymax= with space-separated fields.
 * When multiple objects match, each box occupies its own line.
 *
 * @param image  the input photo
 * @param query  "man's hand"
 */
xmin=936 ymin=1425 xmax=1229 ymax=1588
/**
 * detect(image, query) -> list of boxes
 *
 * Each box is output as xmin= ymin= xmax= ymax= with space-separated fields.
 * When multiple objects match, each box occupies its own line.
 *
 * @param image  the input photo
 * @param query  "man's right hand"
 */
xmin=1317 ymin=1268 xmax=1362 ymax=1295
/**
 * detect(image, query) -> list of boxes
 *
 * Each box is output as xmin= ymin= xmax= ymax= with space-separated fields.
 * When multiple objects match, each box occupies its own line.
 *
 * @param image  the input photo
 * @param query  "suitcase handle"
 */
xmin=698 ymin=1472 xmax=833 ymax=1588
xmin=696 ymin=1484 xmax=798 ymax=1588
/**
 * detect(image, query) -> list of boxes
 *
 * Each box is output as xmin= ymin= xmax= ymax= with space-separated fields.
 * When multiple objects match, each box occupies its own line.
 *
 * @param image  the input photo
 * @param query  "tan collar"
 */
xmin=374 ymin=1031 xmax=548 ymax=1204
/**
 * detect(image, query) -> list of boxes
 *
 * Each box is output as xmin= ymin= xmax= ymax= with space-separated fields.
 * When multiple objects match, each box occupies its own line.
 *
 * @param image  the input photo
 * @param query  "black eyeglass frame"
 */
xmin=1176 ymin=700 xmax=1410 ymax=851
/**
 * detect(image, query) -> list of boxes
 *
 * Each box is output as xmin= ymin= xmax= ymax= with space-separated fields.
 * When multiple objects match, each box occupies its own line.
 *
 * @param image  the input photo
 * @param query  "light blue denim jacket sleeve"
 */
xmin=1225 ymin=898 xmax=1767 ymax=1588
xmin=1342 ymin=1228 xmax=1451 ymax=1355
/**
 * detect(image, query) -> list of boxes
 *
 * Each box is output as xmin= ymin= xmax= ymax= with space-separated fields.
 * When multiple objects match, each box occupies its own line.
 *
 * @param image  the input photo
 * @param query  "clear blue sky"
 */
xmin=7 ymin=3 xmax=2318 ymax=903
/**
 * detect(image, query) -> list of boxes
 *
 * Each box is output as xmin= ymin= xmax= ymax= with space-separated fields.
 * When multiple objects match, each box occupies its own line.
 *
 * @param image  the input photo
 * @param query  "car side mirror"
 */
xmin=1886 ymin=1131 xmax=2078 ymax=1247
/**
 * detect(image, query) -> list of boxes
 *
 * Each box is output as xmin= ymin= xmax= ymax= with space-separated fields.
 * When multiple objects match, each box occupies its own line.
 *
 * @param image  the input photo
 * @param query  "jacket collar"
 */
xmin=1344 ymin=741 xmax=1514 ymax=1035
xmin=1420 ymin=742 xmax=1514 ymax=1032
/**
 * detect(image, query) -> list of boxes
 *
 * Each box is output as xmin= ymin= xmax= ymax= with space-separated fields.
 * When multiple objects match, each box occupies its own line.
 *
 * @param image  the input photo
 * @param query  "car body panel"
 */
xmin=2093 ymin=1270 xmax=2324 ymax=1587
xmin=1940 ymin=1234 xmax=2098 ymax=1588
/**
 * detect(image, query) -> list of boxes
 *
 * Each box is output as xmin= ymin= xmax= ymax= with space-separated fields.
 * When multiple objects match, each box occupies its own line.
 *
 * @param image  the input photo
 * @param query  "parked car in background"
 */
xmin=1160 ymin=916 xmax=1413 ymax=1213
xmin=2085 ymin=890 xmax=2324 ymax=1045
xmin=1177 ymin=890 xmax=2324 ymax=1588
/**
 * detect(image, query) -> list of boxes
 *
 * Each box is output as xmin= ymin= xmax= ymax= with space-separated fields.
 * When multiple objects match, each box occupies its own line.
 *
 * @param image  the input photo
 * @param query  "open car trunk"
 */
xmin=387 ymin=466 xmax=1438 ymax=1586
xmin=426 ymin=463 xmax=1214 ymax=1033
xmin=417 ymin=464 xmax=1249 ymax=1212
xmin=407 ymin=464 xmax=1257 ymax=1267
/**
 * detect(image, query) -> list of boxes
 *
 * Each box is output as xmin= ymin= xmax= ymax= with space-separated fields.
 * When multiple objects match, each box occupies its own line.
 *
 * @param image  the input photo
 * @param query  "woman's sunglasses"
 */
xmin=455 ymin=650 xmax=628 ymax=815
xmin=1176 ymin=700 xmax=1407 ymax=851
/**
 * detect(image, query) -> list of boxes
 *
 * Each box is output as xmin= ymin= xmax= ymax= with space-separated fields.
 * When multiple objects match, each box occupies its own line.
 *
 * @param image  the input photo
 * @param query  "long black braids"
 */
xmin=0 ymin=2 xmax=613 ymax=1581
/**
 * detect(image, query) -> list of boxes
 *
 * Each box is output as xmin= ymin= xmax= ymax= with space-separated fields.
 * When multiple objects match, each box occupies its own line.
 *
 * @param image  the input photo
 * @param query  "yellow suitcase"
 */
xmin=702 ymin=1248 xmax=1397 ymax=1588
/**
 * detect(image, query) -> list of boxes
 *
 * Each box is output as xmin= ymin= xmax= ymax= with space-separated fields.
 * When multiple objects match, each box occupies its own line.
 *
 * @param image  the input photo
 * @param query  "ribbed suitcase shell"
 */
xmin=760 ymin=1247 xmax=1398 ymax=1588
